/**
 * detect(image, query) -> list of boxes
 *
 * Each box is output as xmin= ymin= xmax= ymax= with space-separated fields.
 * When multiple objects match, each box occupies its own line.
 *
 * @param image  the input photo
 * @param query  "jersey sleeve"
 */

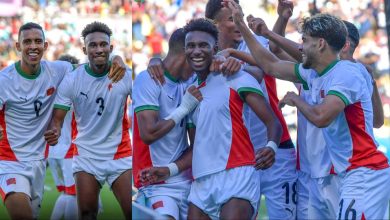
xmin=294 ymin=63 xmax=313 ymax=90
xmin=124 ymin=67 xmax=133 ymax=96
xmin=132 ymin=71 xmax=161 ymax=113
xmin=50 ymin=60 xmax=74 ymax=80
xmin=326 ymin=64 xmax=364 ymax=106
xmin=53 ymin=73 xmax=74 ymax=111
xmin=228 ymin=70 xmax=264 ymax=100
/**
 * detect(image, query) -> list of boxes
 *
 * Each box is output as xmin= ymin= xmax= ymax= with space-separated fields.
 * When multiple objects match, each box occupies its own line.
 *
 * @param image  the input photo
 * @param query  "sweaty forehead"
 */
xmin=185 ymin=31 xmax=216 ymax=45
xmin=84 ymin=32 xmax=110 ymax=44
xmin=19 ymin=29 xmax=44 ymax=41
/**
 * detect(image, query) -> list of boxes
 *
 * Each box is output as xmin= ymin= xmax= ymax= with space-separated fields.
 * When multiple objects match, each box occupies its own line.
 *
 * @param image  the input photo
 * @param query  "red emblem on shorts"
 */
xmin=108 ymin=83 xmax=113 ymax=91
xmin=320 ymin=90 xmax=325 ymax=98
xmin=152 ymin=201 xmax=164 ymax=209
xmin=6 ymin=178 xmax=16 ymax=186
xmin=47 ymin=87 xmax=55 ymax=96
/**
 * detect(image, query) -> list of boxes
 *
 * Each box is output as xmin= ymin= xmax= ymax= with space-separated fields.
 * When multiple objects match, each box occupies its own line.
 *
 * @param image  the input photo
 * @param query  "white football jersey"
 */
xmin=54 ymin=64 xmax=132 ymax=160
xmin=0 ymin=60 xmax=72 ymax=161
xmin=132 ymin=70 xmax=196 ymax=188
xmin=295 ymin=60 xmax=388 ymax=173
xmin=190 ymin=71 xmax=263 ymax=179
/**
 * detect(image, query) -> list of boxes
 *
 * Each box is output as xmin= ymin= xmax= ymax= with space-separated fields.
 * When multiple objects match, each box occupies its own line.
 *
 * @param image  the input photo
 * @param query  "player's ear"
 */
xmin=83 ymin=46 xmax=87 ymax=55
xmin=15 ymin=42 xmax=21 ymax=52
xmin=43 ymin=41 xmax=48 ymax=51
xmin=110 ymin=45 xmax=113 ymax=53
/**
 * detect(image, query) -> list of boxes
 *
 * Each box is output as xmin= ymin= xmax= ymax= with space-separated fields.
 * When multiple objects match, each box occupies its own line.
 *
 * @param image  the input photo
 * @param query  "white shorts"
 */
xmin=48 ymin=158 xmax=75 ymax=195
xmin=296 ymin=171 xmax=309 ymax=220
xmin=0 ymin=160 xmax=46 ymax=218
xmin=338 ymin=167 xmax=390 ymax=220
xmin=258 ymin=148 xmax=297 ymax=220
xmin=72 ymin=156 xmax=131 ymax=188
xmin=188 ymin=166 xmax=260 ymax=220
xmin=137 ymin=180 xmax=191 ymax=220
xmin=308 ymin=174 xmax=340 ymax=220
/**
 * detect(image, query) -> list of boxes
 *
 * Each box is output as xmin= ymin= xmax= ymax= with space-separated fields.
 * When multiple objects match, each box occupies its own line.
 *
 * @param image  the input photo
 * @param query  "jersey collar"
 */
xmin=15 ymin=61 xmax=42 ymax=79
xmin=318 ymin=59 xmax=339 ymax=77
xmin=164 ymin=70 xmax=179 ymax=83
xmin=85 ymin=63 xmax=109 ymax=78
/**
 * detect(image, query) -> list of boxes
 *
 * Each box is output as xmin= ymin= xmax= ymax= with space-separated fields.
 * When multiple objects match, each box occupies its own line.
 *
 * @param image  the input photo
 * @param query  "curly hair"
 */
xmin=300 ymin=14 xmax=347 ymax=52
xmin=183 ymin=18 xmax=219 ymax=43
xmin=205 ymin=0 xmax=239 ymax=20
xmin=81 ymin=21 xmax=112 ymax=39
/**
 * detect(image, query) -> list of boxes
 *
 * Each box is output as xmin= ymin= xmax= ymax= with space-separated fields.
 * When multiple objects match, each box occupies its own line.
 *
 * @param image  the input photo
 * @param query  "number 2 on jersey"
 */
xmin=96 ymin=97 xmax=105 ymax=116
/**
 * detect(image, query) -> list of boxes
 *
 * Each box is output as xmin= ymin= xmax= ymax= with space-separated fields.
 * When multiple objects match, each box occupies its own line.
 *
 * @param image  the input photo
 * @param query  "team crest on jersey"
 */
xmin=152 ymin=201 xmax=164 ymax=209
xmin=108 ymin=83 xmax=113 ymax=91
xmin=6 ymin=178 xmax=16 ymax=185
xmin=46 ymin=87 xmax=55 ymax=96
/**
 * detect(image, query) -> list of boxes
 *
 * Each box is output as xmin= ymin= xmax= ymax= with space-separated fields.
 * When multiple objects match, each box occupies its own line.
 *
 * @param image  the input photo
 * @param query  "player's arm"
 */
xmin=279 ymin=91 xmax=346 ymax=128
xmin=136 ymin=86 xmax=202 ymax=145
xmin=269 ymin=0 xmax=297 ymax=62
xmin=224 ymin=0 xmax=298 ymax=82
xmin=44 ymin=108 xmax=68 ymax=146
xmin=243 ymin=65 xmax=264 ymax=83
xmin=139 ymin=127 xmax=195 ymax=185
xmin=365 ymin=65 xmax=384 ymax=128
xmin=242 ymin=92 xmax=282 ymax=170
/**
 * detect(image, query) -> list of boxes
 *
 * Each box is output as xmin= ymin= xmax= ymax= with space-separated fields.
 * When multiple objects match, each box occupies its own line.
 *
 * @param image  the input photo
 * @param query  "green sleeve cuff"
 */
xmin=294 ymin=63 xmax=309 ymax=90
xmin=54 ymin=104 xmax=70 ymax=111
xmin=237 ymin=87 xmax=264 ymax=101
xmin=327 ymin=90 xmax=350 ymax=106
xmin=134 ymin=105 xmax=159 ymax=113
xmin=186 ymin=123 xmax=195 ymax=129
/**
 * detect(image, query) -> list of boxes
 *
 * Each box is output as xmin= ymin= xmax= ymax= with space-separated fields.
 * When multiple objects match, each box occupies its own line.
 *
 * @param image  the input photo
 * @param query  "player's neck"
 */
xmin=89 ymin=63 xmax=110 ymax=76
xmin=196 ymin=70 xmax=209 ymax=82
xmin=20 ymin=60 xmax=40 ymax=75
xmin=314 ymin=52 xmax=340 ymax=75
xmin=163 ymin=56 xmax=182 ymax=81
xmin=218 ymin=38 xmax=237 ymax=50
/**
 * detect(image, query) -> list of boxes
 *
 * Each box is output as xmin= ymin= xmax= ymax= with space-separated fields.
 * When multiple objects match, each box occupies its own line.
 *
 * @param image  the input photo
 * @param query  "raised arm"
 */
xmin=365 ymin=65 xmax=384 ymax=128
xmin=223 ymin=0 xmax=298 ymax=82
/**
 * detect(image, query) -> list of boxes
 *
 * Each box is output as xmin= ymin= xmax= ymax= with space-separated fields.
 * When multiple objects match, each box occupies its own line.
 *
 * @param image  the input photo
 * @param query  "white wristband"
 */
xmin=167 ymin=163 xmax=179 ymax=177
xmin=266 ymin=141 xmax=278 ymax=153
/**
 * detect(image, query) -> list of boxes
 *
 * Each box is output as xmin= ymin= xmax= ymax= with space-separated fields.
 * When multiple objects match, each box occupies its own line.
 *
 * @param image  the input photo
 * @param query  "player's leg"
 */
xmin=111 ymin=169 xmax=132 ymax=220
xmin=146 ymin=195 xmax=179 ymax=220
xmin=74 ymin=171 xmax=101 ymax=220
xmin=188 ymin=203 xmax=211 ymax=220
xmin=220 ymin=198 xmax=253 ymax=220
xmin=0 ymin=174 xmax=33 ymax=219
xmin=48 ymin=158 xmax=66 ymax=220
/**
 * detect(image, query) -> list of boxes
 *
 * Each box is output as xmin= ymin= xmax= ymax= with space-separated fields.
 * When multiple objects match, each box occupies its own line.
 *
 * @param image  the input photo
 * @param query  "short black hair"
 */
xmin=183 ymin=18 xmax=219 ymax=43
xmin=343 ymin=20 xmax=360 ymax=51
xmin=168 ymin=28 xmax=186 ymax=54
xmin=58 ymin=54 xmax=79 ymax=64
xmin=205 ymin=0 xmax=239 ymax=20
xmin=18 ymin=22 xmax=45 ymax=40
xmin=81 ymin=21 xmax=112 ymax=40
xmin=300 ymin=14 xmax=347 ymax=52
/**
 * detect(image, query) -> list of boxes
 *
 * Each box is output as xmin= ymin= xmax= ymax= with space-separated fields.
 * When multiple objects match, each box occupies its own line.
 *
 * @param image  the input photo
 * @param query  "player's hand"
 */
xmin=44 ymin=128 xmax=60 ymax=146
xmin=278 ymin=91 xmax=299 ymax=109
xmin=220 ymin=57 xmax=242 ymax=76
xmin=217 ymin=48 xmax=232 ymax=59
xmin=222 ymin=0 xmax=244 ymax=25
xmin=277 ymin=0 xmax=294 ymax=20
xmin=109 ymin=55 xmax=126 ymax=83
xmin=247 ymin=16 xmax=270 ymax=37
xmin=139 ymin=167 xmax=170 ymax=186
xmin=254 ymin=147 xmax=275 ymax=170
xmin=210 ymin=55 xmax=226 ymax=73
xmin=147 ymin=57 xmax=165 ymax=85
xmin=187 ymin=86 xmax=203 ymax=102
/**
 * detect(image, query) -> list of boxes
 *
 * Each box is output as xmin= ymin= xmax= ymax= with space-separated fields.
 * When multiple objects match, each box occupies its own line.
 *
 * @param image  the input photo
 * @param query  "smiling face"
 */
xmin=83 ymin=32 xmax=113 ymax=73
xmin=215 ymin=7 xmax=242 ymax=49
xmin=16 ymin=28 xmax=48 ymax=70
xmin=185 ymin=31 xmax=217 ymax=74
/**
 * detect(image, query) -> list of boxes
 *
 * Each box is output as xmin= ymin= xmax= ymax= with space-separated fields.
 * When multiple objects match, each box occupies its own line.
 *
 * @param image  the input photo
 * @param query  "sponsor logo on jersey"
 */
xmin=80 ymin=92 xmax=89 ymax=99
xmin=6 ymin=178 xmax=16 ymax=186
